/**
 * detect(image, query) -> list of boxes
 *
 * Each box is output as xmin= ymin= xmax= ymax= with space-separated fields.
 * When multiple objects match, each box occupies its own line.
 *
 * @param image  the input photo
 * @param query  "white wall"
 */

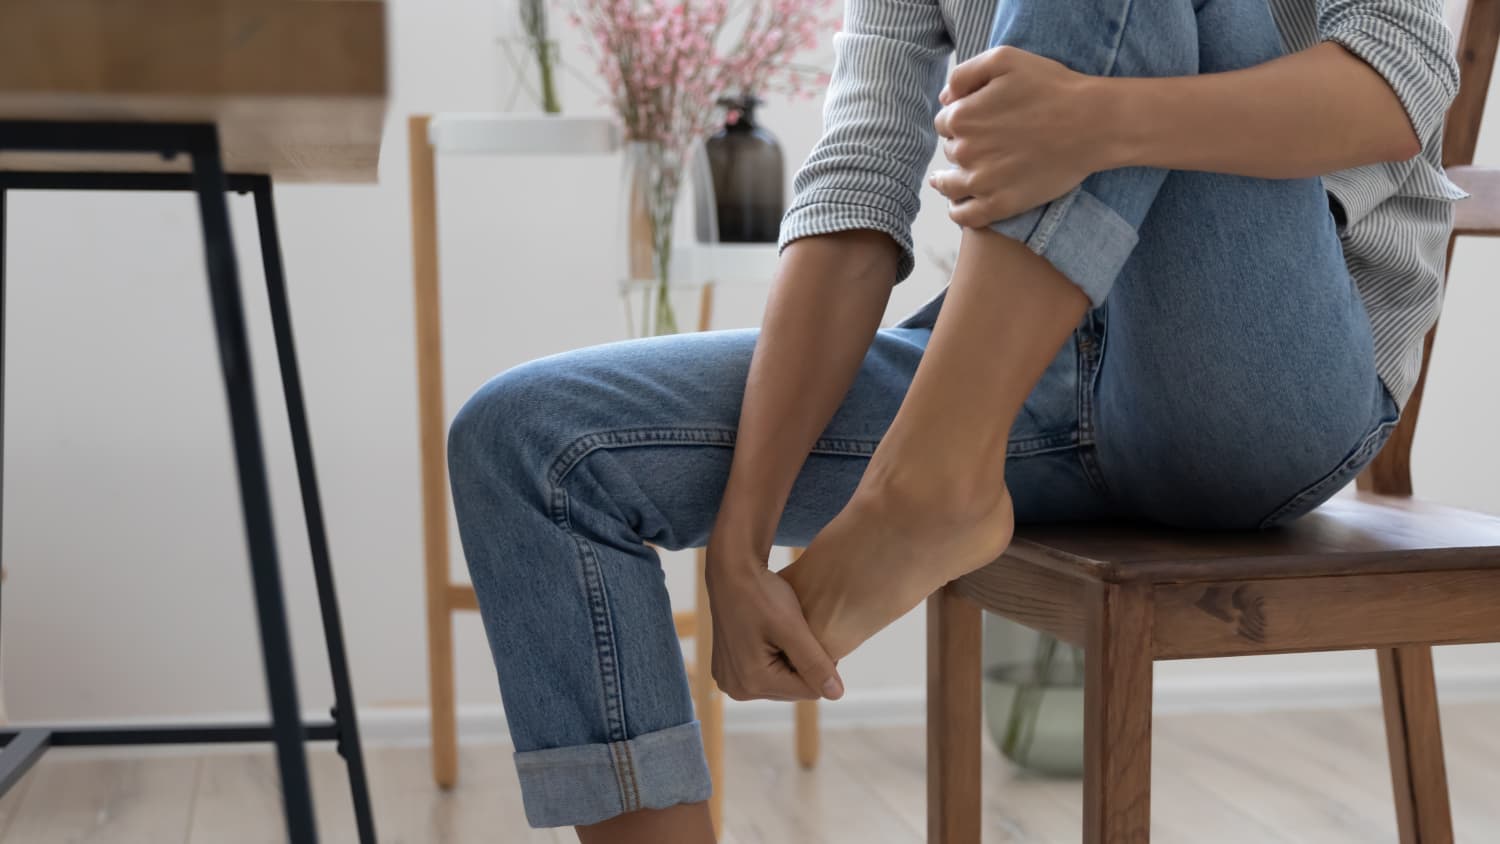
xmin=3 ymin=0 xmax=1498 ymax=731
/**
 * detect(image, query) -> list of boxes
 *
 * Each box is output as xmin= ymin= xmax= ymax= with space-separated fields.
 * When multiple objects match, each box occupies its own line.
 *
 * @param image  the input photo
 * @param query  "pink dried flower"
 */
xmin=573 ymin=0 xmax=838 ymax=156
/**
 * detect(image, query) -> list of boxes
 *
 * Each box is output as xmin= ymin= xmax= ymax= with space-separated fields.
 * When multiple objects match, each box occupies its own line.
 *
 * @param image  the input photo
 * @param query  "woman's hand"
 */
xmin=705 ymin=543 xmax=844 ymax=703
xmin=930 ymin=46 xmax=1113 ymax=227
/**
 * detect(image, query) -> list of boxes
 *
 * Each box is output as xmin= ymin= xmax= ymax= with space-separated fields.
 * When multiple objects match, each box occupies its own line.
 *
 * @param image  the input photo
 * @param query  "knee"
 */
xmin=448 ymin=357 xmax=575 ymax=495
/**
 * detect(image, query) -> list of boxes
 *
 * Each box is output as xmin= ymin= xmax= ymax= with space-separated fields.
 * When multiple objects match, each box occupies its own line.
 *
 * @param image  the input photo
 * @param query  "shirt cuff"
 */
xmin=1325 ymin=22 xmax=1458 ymax=147
xmin=778 ymin=188 xmax=918 ymax=281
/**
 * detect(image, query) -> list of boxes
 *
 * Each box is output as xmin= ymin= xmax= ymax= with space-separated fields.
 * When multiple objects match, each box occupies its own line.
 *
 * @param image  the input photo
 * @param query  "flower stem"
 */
xmin=537 ymin=41 xmax=562 ymax=114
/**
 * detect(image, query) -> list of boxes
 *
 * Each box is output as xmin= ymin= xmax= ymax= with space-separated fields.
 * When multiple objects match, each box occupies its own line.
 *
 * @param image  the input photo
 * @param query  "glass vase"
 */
xmin=618 ymin=140 xmax=717 ymax=337
xmin=983 ymin=613 xmax=1086 ymax=777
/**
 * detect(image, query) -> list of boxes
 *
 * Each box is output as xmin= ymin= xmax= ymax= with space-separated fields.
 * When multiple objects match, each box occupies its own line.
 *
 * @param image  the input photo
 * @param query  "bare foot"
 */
xmin=780 ymin=477 xmax=1014 ymax=661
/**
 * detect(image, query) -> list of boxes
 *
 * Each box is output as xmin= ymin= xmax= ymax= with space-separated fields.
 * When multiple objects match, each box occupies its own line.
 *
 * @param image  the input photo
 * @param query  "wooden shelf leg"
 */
xmin=410 ymin=115 xmax=458 ymax=789
xmin=694 ymin=548 xmax=724 ymax=835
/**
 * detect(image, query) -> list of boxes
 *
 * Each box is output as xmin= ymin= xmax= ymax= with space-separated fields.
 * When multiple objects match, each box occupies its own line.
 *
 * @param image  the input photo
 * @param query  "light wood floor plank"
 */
xmin=0 ymin=753 xmax=197 ymax=844
xmin=0 ymin=763 xmax=34 ymax=841
xmin=0 ymin=703 xmax=1494 ymax=843
xmin=720 ymin=729 xmax=916 ymax=844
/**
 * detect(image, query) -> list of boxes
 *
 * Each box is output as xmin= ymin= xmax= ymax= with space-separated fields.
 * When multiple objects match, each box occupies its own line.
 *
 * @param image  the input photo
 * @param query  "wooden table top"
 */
xmin=0 ymin=0 xmax=388 ymax=182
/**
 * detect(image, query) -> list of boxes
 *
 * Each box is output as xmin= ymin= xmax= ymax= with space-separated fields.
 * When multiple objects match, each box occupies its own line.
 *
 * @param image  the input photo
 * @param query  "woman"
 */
xmin=448 ymin=0 xmax=1464 ymax=840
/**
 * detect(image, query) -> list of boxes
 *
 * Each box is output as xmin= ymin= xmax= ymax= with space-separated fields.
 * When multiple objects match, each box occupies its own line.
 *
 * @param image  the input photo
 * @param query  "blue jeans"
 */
xmin=448 ymin=0 xmax=1398 ymax=828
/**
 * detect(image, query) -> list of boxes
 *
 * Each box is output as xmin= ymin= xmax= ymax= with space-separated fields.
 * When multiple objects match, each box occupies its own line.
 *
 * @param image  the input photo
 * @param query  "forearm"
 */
xmin=711 ymin=231 xmax=897 ymax=560
xmin=1104 ymin=42 xmax=1419 ymax=178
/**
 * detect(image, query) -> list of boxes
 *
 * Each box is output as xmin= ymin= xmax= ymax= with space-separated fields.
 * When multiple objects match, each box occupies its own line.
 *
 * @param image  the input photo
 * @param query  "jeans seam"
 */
xmin=540 ymin=425 xmax=882 ymax=764
xmin=550 ymin=485 xmax=629 ymax=746
xmin=1077 ymin=308 xmax=1111 ymax=496
xmin=547 ymin=426 xmax=883 ymax=489
xmin=605 ymin=739 xmax=641 ymax=812
xmin=1007 ymin=432 xmax=1081 ymax=457
xmin=620 ymin=740 xmax=642 ymax=811
xmin=1257 ymin=416 xmax=1399 ymax=529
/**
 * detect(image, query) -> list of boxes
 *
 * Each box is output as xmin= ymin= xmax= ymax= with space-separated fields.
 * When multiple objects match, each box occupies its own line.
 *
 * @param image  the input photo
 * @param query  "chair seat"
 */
xmin=994 ymin=492 xmax=1500 ymax=585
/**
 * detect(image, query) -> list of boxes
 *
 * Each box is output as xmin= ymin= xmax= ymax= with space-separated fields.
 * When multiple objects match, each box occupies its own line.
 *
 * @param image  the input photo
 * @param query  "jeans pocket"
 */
xmin=1257 ymin=405 xmax=1400 ymax=530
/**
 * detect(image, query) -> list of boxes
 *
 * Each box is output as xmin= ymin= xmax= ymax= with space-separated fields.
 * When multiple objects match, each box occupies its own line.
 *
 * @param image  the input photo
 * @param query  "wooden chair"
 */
xmin=926 ymin=2 xmax=1500 ymax=841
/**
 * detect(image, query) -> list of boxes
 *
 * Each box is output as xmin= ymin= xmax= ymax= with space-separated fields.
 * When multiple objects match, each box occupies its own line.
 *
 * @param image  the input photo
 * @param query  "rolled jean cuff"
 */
xmin=514 ymin=721 xmax=712 ymax=828
xmin=989 ymin=186 xmax=1139 ymax=307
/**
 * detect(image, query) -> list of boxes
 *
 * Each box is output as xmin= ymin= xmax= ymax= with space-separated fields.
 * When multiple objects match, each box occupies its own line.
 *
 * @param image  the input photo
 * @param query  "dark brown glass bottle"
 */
xmin=705 ymin=95 xmax=785 ymax=243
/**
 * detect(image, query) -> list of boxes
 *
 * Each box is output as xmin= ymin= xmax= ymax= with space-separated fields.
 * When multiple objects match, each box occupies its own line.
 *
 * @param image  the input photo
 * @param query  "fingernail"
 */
xmin=822 ymin=677 xmax=844 ymax=700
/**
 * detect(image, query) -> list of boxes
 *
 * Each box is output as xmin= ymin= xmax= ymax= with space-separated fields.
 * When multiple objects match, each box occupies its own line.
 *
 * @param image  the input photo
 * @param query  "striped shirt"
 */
xmin=779 ymin=0 xmax=1466 ymax=408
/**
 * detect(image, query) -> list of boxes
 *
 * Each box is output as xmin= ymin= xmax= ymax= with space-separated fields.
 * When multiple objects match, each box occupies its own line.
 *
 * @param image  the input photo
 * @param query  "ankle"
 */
xmin=854 ymin=458 xmax=1011 ymax=535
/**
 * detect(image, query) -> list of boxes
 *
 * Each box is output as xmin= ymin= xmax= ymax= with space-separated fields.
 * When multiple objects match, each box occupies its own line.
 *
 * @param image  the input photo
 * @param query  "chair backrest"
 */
xmin=1357 ymin=0 xmax=1500 ymax=496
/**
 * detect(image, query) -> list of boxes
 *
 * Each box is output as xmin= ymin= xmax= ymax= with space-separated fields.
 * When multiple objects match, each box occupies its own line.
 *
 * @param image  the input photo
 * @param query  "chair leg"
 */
xmin=249 ymin=177 xmax=377 ymax=843
xmin=694 ymin=548 xmax=724 ymax=835
xmin=1083 ymin=582 xmax=1153 ymax=844
xmin=1378 ymin=646 xmax=1454 ymax=844
xmin=190 ymin=129 xmax=317 ymax=844
xmin=927 ymin=583 xmax=982 ymax=844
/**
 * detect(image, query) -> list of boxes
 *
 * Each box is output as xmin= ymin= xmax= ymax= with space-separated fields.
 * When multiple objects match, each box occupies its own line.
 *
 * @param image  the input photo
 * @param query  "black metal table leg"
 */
xmin=186 ymin=128 xmax=319 ymax=844
xmin=248 ymin=175 xmax=377 ymax=843
xmin=0 ymin=123 xmax=374 ymax=842
xmin=0 ymin=731 xmax=48 ymax=797
xmin=1 ymin=185 xmax=7 ymax=658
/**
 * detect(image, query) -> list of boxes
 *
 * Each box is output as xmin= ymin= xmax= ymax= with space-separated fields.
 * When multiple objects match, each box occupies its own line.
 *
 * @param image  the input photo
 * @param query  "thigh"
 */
xmin=1086 ymin=0 xmax=1395 ymax=528
xmin=482 ymin=321 xmax=1111 ymax=550
xmin=491 ymin=326 xmax=924 ymax=551
xmin=1094 ymin=166 xmax=1390 ymax=528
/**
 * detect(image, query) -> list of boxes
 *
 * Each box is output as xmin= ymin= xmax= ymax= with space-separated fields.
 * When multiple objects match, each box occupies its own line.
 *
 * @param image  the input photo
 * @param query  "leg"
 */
xmin=447 ymin=328 xmax=917 ymax=833
xmin=1378 ymin=646 xmax=1454 ymax=844
xmin=249 ymin=176 xmax=376 ymax=843
xmin=1083 ymin=583 xmax=1153 ymax=844
xmin=408 ymin=116 xmax=460 ymax=789
xmin=448 ymin=321 xmax=1106 ymax=835
xmin=189 ymin=129 xmax=317 ymax=844
xmin=926 ymin=583 xmax=982 ymax=844
xmin=1094 ymin=0 xmax=1397 ymax=528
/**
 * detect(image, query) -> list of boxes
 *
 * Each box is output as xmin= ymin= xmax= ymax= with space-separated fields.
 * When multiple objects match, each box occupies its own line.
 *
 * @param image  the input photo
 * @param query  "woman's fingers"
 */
xmin=776 ymin=625 xmax=845 ymax=700
xmin=948 ymin=195 xmax=1006 ymax=229
xmin=928 ymin=168 xmax=970 ymax=201
xmin=940 ymin=45 xmax=1017 ymax=104
xmin=718 ymin=653 xmax=818 ymax=702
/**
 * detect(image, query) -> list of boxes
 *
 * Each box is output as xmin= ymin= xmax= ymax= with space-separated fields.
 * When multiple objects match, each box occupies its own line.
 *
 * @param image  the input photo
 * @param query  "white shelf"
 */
xmin=695 ymin=242 xmax=781 ymax=286
xmin=428 ymin=113 xmax=620 ymax=156
xmin=426 ymin=113 xmax=783 ymax=287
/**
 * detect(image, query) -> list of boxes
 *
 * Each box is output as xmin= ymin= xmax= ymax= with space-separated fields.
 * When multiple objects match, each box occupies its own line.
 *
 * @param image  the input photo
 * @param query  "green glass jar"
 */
xmin=984 ymin=613 xmax=1086 ymax=777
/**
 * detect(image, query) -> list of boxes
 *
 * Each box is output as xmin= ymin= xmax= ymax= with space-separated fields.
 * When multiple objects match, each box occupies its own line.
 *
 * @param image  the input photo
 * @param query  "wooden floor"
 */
xmin=1 ymin=703 xmax=1497 ymax=843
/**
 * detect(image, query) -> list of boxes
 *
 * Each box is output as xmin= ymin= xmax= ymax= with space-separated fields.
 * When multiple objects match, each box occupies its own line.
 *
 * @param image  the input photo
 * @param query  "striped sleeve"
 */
xmin=1318 ymin=0 xmax=1460 ymax=148
xmin=778 ymin=0 xmax=953 ymax=281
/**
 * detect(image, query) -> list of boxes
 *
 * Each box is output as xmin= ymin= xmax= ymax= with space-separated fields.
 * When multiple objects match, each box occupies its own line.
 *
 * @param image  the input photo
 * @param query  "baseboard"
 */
xmin=352 ymin=665 xmax=1500 ymax=745
xmin=26 ymin=667 xmax=1494 ymax=751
